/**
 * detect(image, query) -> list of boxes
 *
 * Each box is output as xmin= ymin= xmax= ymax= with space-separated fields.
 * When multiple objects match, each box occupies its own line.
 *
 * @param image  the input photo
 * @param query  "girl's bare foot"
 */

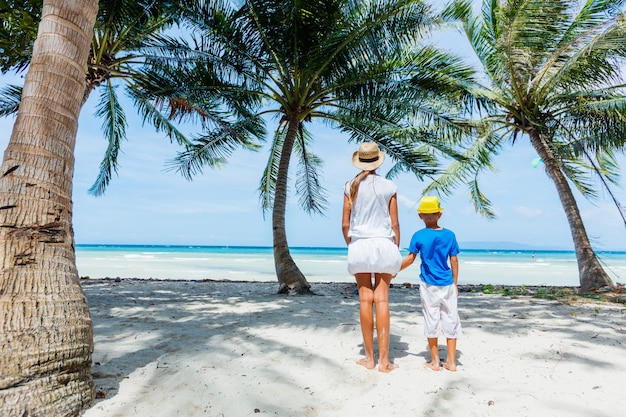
xmin=442 ymin=362 xmax=457 ymax=372
xmin=378 ymin=362 xmax=398 ymax=373
xmin=356 ymin=358 xmax=376 ymax=370
xmin=424 ymin=361 xmax=441 ymax=371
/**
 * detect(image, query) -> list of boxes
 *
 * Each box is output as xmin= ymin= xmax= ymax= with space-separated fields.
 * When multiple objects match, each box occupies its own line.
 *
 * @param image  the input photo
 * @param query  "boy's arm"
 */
xmin=450 ymin=255 xmax=459 ymax=285
xmin=400 ymin=252 xmax=416 ymax=272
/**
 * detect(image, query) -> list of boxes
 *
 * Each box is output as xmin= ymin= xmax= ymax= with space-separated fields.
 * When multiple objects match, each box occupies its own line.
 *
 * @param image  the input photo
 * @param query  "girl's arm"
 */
xmin=389 ymin=193 xmax=400 ymax=247
xmin=342 ymin=194 xmax=351 ymax=246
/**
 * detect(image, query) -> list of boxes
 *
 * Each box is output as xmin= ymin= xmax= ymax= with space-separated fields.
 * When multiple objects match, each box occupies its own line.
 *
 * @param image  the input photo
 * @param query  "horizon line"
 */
xmin=73 ymin=243 xmax=626 ymax=252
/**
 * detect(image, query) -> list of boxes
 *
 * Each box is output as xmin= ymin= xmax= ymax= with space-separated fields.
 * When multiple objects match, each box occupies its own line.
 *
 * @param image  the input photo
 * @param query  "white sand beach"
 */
xmin=81 ymin=279 xmax=626 ymax=417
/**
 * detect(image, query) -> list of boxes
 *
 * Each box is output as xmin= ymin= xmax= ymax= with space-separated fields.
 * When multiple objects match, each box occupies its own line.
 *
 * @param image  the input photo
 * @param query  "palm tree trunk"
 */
xmin=273 ymin=115 xmax=312 ymax=294
xmin=529 ymin=131 xmax=614 ymax=293
xmin=0 ymin=1 xmax=99 ymax=416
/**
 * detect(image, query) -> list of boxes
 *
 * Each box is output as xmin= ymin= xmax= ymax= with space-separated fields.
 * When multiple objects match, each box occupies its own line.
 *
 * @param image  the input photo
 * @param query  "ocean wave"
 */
xmin=463 ymin=261 xmax=551 ymax=267
xmin=123 ymin=254 xmax=156 ymax=259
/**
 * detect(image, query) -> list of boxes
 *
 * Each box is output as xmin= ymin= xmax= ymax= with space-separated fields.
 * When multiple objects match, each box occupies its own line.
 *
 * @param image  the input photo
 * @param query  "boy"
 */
xmin=399 ymin=196 xmax=462 ymax=372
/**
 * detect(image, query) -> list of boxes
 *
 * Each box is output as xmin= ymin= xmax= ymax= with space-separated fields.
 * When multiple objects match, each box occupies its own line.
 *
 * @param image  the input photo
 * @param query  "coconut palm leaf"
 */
xmin=294 ymin=126 xmax=328 ymax=216
xmin=258 ymin=123 xmax=285 ymax=215
xmin=169 ymin=116 xmax=265 ymax=181
xmin=0 ymin=84 xmax=21 ymax=116
xmin=89 ymin=81 xmax=127 ymax=196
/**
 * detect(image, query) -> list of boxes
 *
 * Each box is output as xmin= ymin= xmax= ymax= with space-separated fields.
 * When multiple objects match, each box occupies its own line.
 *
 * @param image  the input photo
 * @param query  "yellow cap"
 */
xmin=417 ymin=196 xmax=444 ymax=214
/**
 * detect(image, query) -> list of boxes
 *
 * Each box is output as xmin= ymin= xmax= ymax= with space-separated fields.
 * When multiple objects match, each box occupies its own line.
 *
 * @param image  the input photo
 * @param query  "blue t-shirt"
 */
xmin=407 ymin=227 xmax=460 ymax=286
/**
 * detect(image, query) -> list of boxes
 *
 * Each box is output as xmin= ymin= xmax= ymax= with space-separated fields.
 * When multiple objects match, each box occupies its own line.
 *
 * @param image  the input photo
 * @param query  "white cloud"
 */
xmin=397 ymin=193 xmax=418 ymax=211
xmin=514 ymin=206 xmax=543 ymax=218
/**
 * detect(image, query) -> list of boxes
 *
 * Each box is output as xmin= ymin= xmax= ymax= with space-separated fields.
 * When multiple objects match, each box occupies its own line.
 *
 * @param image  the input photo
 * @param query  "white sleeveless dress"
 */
xmin=344 ymin=174 xmax=402 ymax=275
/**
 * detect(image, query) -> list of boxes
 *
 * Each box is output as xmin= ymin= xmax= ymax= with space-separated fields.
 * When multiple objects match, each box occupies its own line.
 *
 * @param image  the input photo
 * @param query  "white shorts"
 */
xmin=347 ymin=237 xmax=402 ymax=275
xmin=419 ymin=282 xmax=462 ymax=339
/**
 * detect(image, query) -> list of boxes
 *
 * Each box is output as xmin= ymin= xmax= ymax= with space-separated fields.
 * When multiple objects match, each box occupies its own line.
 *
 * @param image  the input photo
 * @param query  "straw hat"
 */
xmin=352 ymin=142 xmax=385 ymax=171
xmin=417 ymin=196 xmax=444 ymax=214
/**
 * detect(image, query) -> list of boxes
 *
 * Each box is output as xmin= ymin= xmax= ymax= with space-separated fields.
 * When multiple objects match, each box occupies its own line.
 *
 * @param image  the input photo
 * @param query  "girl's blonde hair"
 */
xmin=347 ymin=170 xmax=373 ymax=208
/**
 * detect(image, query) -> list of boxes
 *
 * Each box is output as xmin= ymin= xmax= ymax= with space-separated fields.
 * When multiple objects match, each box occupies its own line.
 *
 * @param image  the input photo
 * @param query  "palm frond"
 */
xmin=132 ymin=63 xmax=264 ymax=136
xmin=559 ymin=157 xmax=600 ymax=199
xmin=467 ymin=177 xmax=496 ymax=218
xmin=532 ymin=2 xmax=626 ymax=100
xmin=125 ymin=82 xmax=191 ymax=148
xmin=293 ymin=125 xmax=328 ymax=215
xmin=572 ymin=147 xmax=626 ymax=225
xmin=258 ymin=123 xmax=286 ymax=214
xmin=0 ymin=84 xmax=21 ymax=117
xmin=169 ymin=116 xmax=264 ymax=181
xmin=89 ymin=81 xmax=127 ymax=196
xmin=555 ymin=91 xmax=626 ymax=151
xmin=594 ymin=149 xmax=622 ymax=186
xmin=423 ymin=124 xmax=505 ymax=199
xmin=594 ymin=149 xmax=626 ymax=226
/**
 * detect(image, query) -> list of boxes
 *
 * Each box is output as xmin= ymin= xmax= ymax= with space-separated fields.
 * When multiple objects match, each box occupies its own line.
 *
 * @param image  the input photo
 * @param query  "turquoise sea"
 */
xmin=75 ymin=244 xmax=626 ymax=287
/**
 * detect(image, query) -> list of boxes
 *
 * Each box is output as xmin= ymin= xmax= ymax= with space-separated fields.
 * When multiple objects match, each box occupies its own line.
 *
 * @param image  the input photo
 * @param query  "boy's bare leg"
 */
xmin=425 ymin=337 xmax=441 ymax=371
xmin=442 ymin=338 xmax=457 ymax=372
xmin=373 ymin=273 xmax=397 ymax=373
xmin=355 ymin=273 xmax=375 ymax=369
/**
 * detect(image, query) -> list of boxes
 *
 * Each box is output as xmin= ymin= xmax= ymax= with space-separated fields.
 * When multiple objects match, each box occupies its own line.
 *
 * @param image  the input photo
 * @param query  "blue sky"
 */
xmin=1 ymin=80 xmax=624 ymax=251
xmin=1 ymin=21 xmax=625 ymax=251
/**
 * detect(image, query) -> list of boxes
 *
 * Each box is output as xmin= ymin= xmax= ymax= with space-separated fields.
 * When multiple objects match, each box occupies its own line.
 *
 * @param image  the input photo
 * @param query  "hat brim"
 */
xmin=417 ymin=207 xmax=444 ymax=214
xmin=352 ymin=150 xmax=385 ymax=171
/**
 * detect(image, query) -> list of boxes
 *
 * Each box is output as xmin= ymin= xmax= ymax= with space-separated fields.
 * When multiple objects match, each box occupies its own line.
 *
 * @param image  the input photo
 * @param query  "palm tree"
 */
xmin=433 ymin=0 xmax=626 ymax=293
xmin=143 ymin=0 xmax=475 ymax=294
xmin=0 ymin=1 xmax=98 ymax=415
xmin=0 ymin=0 xmax=196 ymax=195
xmin=0 ymin=1 xmax=215 ymax=414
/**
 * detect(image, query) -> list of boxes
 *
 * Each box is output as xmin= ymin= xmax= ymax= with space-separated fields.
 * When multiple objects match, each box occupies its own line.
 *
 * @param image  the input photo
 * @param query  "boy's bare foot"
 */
xmin=424 ymin=361 xmax=441 ymax=371
xmin=378 ymin=362 xmax=398 ymax=373
xmin=356 ymin=358 xmax=376 ymax=370
xmin=442 ymin=362 xmax=457 ymax=372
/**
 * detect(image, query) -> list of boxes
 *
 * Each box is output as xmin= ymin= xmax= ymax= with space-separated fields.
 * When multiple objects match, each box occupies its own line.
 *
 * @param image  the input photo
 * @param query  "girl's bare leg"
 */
xmin=355 ymin=273 xmax=375 ymax=369
xmin=374 ymin=273 xmax=397 ymax=372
